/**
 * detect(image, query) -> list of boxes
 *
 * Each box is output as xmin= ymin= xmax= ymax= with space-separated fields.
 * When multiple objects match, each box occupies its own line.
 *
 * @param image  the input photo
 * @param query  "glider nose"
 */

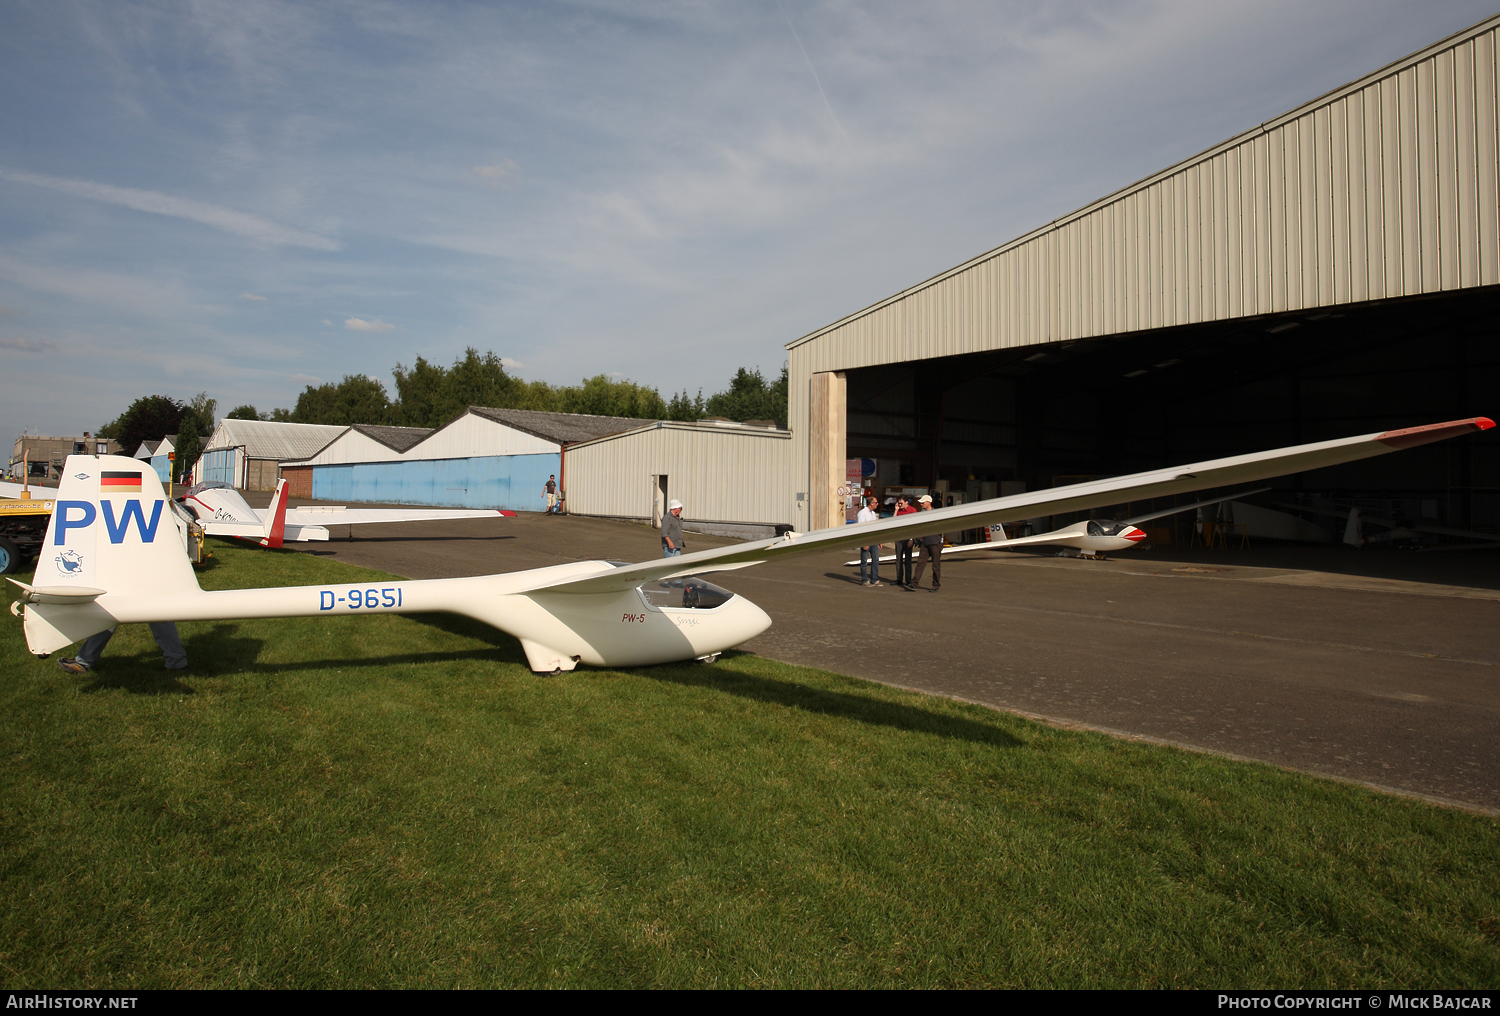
xmin=1122 ymin=526 xmax=1146 ymax=542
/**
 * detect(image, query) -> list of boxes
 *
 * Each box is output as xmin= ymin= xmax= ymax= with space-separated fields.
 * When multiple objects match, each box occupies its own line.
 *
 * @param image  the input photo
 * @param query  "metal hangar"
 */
xmin=786 ymin=14 xmax=1500 ymax=538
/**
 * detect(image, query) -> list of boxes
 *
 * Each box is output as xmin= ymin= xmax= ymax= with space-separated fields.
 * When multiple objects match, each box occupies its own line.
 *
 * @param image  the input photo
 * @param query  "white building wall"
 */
xmin=292 ymin=429 xmax=404 ymax=466
xmin=566 ymin=423 xmax=792 ymax=526
xmin=411 ymin=413 xmax=558 ymax=459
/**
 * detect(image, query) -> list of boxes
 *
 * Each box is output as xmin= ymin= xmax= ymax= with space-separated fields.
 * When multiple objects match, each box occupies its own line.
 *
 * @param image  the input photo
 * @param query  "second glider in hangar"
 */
xmin=846 ymin=488 xmax=1270 ymax=565
xmin=176 ymin=479 xmax=516 ymax=547
xmin=11 ymin=418 xmax=1493 ymax=673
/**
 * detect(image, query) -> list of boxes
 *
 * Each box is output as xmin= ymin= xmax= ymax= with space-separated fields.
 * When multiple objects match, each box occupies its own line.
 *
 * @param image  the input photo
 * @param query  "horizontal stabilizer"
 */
xmin=7 ymin=579 xmax=108 ymax=604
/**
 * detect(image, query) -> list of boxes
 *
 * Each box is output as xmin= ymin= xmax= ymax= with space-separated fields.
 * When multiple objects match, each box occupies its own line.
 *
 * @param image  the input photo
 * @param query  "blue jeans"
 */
xmin=663 ymin=546 xmax=682 ymax=558
xmin=859 ymin=546 xmax=880 ymax=583
xmin=78 ymin=623 xmax=187 ymax=669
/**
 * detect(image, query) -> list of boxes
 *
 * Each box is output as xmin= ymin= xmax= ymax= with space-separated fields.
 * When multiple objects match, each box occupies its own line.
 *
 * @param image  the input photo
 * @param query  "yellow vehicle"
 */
xmin=0 ymin=496 xmax=52 ymax=575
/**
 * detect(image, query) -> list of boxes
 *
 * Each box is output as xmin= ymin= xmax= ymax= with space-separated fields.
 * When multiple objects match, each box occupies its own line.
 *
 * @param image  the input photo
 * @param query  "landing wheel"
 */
xmin=0 ymin=537 xmax=19 ymax=575
xmin=695 ymin=653 xmax=721 ymax=664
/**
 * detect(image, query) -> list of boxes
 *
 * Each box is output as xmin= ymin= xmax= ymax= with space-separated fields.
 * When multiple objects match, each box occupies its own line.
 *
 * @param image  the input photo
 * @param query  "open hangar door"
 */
xmin=844 ymin=288 xmax=1499 ymax=544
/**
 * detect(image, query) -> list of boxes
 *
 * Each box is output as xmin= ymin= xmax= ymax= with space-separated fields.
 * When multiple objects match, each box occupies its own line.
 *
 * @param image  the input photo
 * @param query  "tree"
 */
xmin=226 ymin=405 xmax=262 ymax=421
xmin=174 ymin=392 xmax=216 ymax=482
xmin=98 ymin=396 xmax=184 ymax=459
xmin=667 ymin=389 xmax=705 ymax=421
xmin=556 ymin=375 xmax=669 ymax=419
xmin=290 ymin=375 xmax=391 ymax=426
xmin=392 ymin=348 xmax=522 ymax=428
xmin=703 ymin=366 xmax=788 ymax=427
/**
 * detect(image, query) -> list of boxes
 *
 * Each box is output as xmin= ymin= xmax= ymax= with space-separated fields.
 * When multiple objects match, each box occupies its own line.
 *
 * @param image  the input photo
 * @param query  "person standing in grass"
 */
xmin=906 ymin=494 xmax=943 ymax=593
xmin=661 ymin=499 xmax=686 ymax=558
xmin=58 ymin=623 xmax=187 ymax=674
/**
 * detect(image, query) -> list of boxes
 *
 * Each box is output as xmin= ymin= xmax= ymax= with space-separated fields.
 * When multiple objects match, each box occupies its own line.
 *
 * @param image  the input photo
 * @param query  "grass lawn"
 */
xmin=1 ymin=540 xmax=1497 ymax=988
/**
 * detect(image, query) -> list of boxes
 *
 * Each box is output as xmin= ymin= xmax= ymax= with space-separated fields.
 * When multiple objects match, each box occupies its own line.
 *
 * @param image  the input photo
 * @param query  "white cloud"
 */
xmin=287 ymin=373 xmax=320 ymax=384
xmin=500 ymin=357 xmax=523 ymax=369
xmin=0 ymin=168 xmax=342 ymax=251
xmin=345 ymin=317 xmax=394 ymax=332
xmin=239 ymin=292 xmax=267 ymax=301
xmin=0 ymin=336 xmax=55 ymax=352
xmin=473 ymin=159 xmax=518 ymax=180
xmin=322 ymin=319 xmax=333 ymax=326
xmin=365 ymin=374 xmax=380 ymax=383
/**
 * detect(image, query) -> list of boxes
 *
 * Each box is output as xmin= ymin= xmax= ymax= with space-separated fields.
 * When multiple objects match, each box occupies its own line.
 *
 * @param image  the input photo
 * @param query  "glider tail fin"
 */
xmin=1343 ymin=507 xmax=1365 ymax=548
xmin=17 ymin=454 xmax=203 ymax=656
xmin=260 ymin=479 xmax=288 ymax=548
xmin=987 ymin=523 xmax=1009 ymax=543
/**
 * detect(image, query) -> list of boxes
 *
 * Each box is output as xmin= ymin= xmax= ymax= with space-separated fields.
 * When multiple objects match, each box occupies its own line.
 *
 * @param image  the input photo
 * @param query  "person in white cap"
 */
xmin=661 ymin=499 xmax=685 ymax=557
xmin=906 ymin=494 xmax=943 ymax=592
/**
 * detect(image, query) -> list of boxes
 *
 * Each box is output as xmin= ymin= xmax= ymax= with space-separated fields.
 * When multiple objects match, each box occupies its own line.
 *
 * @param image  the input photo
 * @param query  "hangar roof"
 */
xmin=350 ymin=424 xmax=434 ymax=452
xmin=203 ymin=419 xmax=347 ymax=462
xmin=467 ymin=407 xmax=661 ymax=445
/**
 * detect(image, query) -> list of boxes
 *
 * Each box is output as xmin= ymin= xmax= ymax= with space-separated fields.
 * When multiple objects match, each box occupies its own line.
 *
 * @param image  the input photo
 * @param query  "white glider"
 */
xmin=177 ymin=480 xmax=517 ymax=546
xmin=1271 ymin=500 xmax=1500 ymax=552
xmin=845 ymin=488 xmax=1273 ymax=565
xmin=9 ymin=418 xmax=1493 ymax=674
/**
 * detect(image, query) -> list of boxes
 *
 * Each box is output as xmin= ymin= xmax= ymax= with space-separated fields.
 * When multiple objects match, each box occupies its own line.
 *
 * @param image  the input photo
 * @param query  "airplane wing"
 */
xmin=520 ymin=417 xmax=1493 ymax=596
xmin=1273 ymin=501 xmax=1500 ymax=544
xmin=1120 ymin=488 xmax=1271 ymax=525
xmin=274 ymin=506 xmax=518 ymax=528
xmin=0 ymin=480 xmax=38 ymax=500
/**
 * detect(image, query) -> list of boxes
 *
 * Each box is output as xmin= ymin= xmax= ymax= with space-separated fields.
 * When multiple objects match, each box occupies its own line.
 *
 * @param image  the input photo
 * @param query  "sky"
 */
xmin=1 ymin=0 xmax=1495 ymax=444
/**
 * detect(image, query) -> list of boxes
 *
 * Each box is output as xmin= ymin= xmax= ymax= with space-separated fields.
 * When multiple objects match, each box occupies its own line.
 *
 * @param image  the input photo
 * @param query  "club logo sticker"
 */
xmin=55 ymin=549 xmax=85 ymax=575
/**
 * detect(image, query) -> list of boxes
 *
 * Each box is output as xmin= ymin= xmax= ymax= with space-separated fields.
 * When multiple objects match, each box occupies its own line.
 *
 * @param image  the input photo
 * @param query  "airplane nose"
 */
xmin=1123 ymin=527 xmax=1146 ymax=542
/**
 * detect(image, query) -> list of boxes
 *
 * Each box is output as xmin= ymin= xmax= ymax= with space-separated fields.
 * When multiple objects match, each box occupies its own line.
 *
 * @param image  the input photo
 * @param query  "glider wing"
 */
xmin=524 ymin=417 xmax=1494 ymax=596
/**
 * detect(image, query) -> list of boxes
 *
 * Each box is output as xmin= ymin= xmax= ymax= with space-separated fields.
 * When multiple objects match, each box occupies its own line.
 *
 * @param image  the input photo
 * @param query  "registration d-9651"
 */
xmin=319 ymin=587 xmax=403 ymax=611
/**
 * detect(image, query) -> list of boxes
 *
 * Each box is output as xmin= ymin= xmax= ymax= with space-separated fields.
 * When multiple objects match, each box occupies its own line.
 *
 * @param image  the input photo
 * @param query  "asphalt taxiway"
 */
xmin=253 ymin=501 xmax=1500 ymax=811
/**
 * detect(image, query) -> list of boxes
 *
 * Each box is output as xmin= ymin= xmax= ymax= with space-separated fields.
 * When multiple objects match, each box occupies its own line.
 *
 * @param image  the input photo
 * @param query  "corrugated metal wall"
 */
xmin=311 ymin=453 xmax=560 ymax=512
xmin=566 ymin=424 xmax=792 ymax=525
xmin=786 ymin=16 xmax=1500 ymax=531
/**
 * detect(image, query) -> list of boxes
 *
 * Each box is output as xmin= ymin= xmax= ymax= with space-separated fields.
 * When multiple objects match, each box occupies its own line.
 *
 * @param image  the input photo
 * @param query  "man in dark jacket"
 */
xmin=661 ymin=499 xmax=685 ymax=557
xmin=906 ymin=494 xmax=943 ymax=592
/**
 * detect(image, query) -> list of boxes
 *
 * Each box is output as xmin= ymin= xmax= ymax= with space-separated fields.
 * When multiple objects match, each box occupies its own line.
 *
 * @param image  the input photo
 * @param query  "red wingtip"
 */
xmin=1376 ymin=417 xmax=1494 ymax=450
xmin=499 ymin=510 xmax=518 ymax=517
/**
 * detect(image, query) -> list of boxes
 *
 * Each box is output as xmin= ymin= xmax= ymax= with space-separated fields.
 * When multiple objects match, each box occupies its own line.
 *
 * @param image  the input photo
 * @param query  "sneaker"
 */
xmin=164 ymin=661 xmax=189 ymax=671
xmin=869 ymin=581 xmax=883 ymax=587
xmin=57 ymin=657 xmax=91 ymax=674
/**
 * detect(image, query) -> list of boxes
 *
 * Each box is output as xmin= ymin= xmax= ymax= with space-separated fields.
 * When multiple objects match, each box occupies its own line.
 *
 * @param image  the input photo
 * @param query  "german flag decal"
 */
xmin=100 ymin=471 xmax=143 ymax=494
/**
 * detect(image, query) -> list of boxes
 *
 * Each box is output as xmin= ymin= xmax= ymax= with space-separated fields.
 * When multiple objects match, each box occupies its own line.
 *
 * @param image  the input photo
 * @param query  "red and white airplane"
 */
xmin=11 ymin=418 xmax=1492 ymax=674
xmin=176 ymin=480 xmax=516 ymax=547
xmin=847 ymin=489 xmax=1270 ymax=564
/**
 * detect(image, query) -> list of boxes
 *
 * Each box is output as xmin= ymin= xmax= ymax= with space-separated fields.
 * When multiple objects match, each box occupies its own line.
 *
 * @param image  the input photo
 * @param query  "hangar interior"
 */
xmin=844 ymin=288 xmax=1499 ymax=537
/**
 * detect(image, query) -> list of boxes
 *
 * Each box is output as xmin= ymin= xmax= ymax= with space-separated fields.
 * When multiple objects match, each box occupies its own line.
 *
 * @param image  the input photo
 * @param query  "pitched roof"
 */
xmin=203 ymin=419 xmax=348 ymax=461
xmin=351 ymin=424 xmax=434 ymax=453
xmin=467 ymin=406 xmax=662 ymax=444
